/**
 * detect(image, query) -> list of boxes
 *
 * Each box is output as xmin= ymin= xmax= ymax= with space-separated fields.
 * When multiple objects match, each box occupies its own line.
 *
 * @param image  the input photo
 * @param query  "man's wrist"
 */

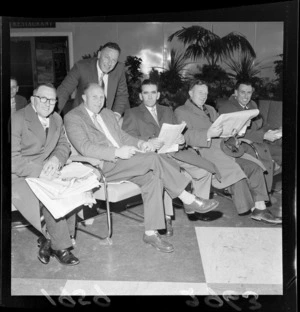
xmin=137 ymin=140 xmax=145 ymax=150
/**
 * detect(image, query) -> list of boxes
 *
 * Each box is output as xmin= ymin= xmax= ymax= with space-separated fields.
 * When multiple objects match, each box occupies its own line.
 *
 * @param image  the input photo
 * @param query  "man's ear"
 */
xmin=139 ymin=93 xmax=143 ymax=101
xmin=97 ymin=51 xmax=101 ymax=59
xmin=16 ymin=86 xmax=19 ymax=92
xmin=234 ymin=90 xmax=238 ymax=97
xmin=188 ymin=90 xmax=192 ymax=98
xmin=157 ymin=92 xmax=160 ymax=100
xmin=82 ymin=94 xmax=86 ymax=103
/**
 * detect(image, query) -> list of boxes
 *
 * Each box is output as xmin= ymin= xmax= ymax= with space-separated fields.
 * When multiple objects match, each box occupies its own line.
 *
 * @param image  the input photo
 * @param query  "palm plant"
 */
xmin=168 ymin=25 xmax=256 ymax=66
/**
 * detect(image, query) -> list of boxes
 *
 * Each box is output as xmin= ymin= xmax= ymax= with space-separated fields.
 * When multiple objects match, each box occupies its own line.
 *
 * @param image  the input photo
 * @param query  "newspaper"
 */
xmin=211 ymin=109 xmax=259 ymax=138
xmin=26 ymin=162 xmax=100 ymax=219
xmin=157 ymin=122 xmax=186 ymax=154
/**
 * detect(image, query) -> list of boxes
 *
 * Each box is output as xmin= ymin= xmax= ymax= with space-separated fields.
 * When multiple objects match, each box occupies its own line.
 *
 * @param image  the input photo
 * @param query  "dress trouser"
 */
xmin=174 ymin=159 xmax=212 ymax=199
xmin=229 ymin=157 xmax=270 ymax=214
xmin=42 ymin=205 xmax=76 ymax=250
xmin=103 ymin=152 xmax=191 ymax=231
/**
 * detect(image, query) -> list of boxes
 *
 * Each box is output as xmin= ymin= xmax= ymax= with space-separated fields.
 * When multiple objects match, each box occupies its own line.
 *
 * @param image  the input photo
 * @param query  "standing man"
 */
xmin=122 ymin=79 xmax=221 ymax=222
xmin=218 ymin=79 xmax=282 ymax=192
xmin=11 ymin=77 xmax=27 ymax=114
xmin=64 ymin=83 xmax=219 ymax=253
xmin=57 ymin=42 xmax=129 ymax=121
xmin=12 ymin=83 xmax=79 ymax=266
xmin=175 ymin=80 xmax=281 ymax=224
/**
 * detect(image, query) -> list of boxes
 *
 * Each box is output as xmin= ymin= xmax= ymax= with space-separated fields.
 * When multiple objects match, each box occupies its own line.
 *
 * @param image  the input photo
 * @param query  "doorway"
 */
xmin=10 ymin=35 xmax=71 ymax=101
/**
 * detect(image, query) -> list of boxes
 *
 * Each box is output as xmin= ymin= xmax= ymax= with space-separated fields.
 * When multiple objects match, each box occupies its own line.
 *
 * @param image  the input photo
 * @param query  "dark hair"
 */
xmin=34 ymin=83 xmax=56 ymax=95
xmin=188 ymin=79 xmax=208 ymax=91
xmin=235 ymin=80 xmax=254 ymax=90
xmin=140 ymin=79 xmax=160 ymax=92
xmin=11 ymin=76 xmax=18 ymax=85
xmin=99 ymin=42 xmax=121 ymax=54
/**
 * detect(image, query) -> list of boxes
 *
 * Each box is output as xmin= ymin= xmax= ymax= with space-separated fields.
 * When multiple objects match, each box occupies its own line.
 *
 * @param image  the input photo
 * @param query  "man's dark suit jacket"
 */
xmin=15 ymin=94 xmax=28 ymax=111
xmin=122 ymin=103 xmax=221 ymax=179
xmin=57 ymin=58 xmax=129 ymax=115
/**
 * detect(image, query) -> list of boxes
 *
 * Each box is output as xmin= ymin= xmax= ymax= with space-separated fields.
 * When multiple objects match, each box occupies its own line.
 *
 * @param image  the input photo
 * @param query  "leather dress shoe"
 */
xmin=143 ymin=232 xmax=174 ymax=253
xmin=251 ymin=208 xmax=282 ymax=224
xmin=165 ymin=218 xmax=173 ymax=237
xmin=184 ymin=196 xmax=219 ymax=214
xmin=37 ymin=236 xmax=51 ymax=264
xmin=51 ymin=248 xmax=80 ymax=266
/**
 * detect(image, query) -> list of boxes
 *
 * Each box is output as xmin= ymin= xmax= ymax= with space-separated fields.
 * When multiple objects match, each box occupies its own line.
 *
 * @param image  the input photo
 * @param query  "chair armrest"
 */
xmin=68 ymin=155 xmax=102 ymax=167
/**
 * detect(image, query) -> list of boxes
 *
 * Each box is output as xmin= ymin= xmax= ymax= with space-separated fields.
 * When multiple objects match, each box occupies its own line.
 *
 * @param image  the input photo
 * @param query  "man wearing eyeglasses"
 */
xmin=11 ymin=77 xmax=28 ymax=114
xmin=12 ymin=83 xmax=80 ymax=266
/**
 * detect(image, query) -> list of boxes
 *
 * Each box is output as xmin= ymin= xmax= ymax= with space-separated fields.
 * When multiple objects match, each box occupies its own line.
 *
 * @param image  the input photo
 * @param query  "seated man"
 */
xmin=218 ymin=79 xmax=282 ymax=193
xmin=122 ymin=79 xmax=221 ymax=223
xmin=11 ymin=77 xmax=27 ymax=114
xmin=12 ymin=83 xmax=79 ymax=266
xmin=64 ymin=83 xmax=219 ymax=253
xmin=175 ymin=80 xmax=281 ymax=225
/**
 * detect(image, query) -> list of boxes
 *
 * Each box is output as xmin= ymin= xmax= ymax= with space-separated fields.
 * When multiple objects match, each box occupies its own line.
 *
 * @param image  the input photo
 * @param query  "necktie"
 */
xmin=99 ymin=72 xmax=105 ymax=90
xmin=202 ymin=104 xmax=213 ymax=123
xmin=11 ymin=98 xmax=16 ymax=114
xmin=93 ymin=114 xmax=120 ymax=148
xmin=150 ymin=106 xmax=159 ymax=125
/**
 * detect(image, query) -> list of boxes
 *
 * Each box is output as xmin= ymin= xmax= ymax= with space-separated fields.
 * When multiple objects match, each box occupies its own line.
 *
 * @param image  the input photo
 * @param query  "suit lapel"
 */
xmin=45 ymin=114 xmax=58 ymax=146
xmin=25 ymin=105 xmax=46 ymax=144
xmin=140 ymin=104 xmax=160 ymax=129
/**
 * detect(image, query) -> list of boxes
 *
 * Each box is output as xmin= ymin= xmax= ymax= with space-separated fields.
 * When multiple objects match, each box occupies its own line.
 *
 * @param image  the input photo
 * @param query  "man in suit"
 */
xmin=12 ymin=83 xmax=80 ymax=266
xmin=64 ymin=83 xmax=219 ymax=253
xmin=57 ymin=42 xmax=129 ymax=120
xmin=122 ymin=79 xmax=221 ymax=223
xmin=11 ymin=77 xmax=27 ymax=114
xmin=218 ymin=79 xmax=282 ymax=193
xmin=175 ymin=80 xmax=281 ymax=224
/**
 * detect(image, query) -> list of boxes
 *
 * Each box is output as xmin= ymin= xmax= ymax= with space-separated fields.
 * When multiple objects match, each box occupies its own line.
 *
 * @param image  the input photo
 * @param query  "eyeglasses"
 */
xmin=33 ymin=95 xmax=57 ymax=106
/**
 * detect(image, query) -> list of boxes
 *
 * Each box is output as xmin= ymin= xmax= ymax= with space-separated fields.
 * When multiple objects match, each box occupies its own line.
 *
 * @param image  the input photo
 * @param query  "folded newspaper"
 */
xmin=157 ymin=122 xmax=186 ymax=154
xmin=26 ymin=162 xmax=100 ymax=219
xmin=211 ymin=109 xmax=259 ymax=138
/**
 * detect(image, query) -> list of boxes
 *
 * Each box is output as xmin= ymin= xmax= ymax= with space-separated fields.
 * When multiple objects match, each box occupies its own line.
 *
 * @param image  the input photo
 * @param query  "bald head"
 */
xmin=82 ymin=83 xmax=105 ymax=114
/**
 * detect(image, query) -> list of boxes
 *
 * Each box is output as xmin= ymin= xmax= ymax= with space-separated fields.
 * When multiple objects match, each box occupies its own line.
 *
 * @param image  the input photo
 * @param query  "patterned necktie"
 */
xmin=99 ymin=72 xmax=105 ymax=90
xmin=93 ymin=113 xmax=103 ymax=132
xmin=202 ymin=104 xmax=213 ymax=123
xmin=150 ymin=106 xmax=159 ymax=125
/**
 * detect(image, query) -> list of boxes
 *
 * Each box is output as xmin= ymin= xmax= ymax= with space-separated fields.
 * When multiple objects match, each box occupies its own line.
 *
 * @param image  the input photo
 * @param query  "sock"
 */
xmin=145 ymin=230 xmax=156 ymax=236
xmin=254 ymin=201 xmax=266 ymax=210
xmin=178 ymin=190 xmax=196 ymax=204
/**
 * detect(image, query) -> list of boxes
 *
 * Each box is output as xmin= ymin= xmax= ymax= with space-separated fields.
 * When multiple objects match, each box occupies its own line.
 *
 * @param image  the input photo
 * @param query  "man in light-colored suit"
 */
xmin=57 ymin=42 xmax=129 ymax=120
xmin=175 ymin=80 xmax=282 ymax=224
xmin=122 ymin=79 xmax=221 ymax=224
xmin=12 ymin=83 xmax=79 ymax=266
xmin=64 ymin=83 xmax=219 ymax=253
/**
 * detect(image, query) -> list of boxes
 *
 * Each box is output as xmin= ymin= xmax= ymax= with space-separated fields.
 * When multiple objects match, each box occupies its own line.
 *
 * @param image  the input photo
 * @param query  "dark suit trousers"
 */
xmin=42 ymin=206 xmax=76 ymax=250
xmin=103 ymin=152 xmax=191 ymax=231
xmin=229 ymin=157 xmax=270 ymax=214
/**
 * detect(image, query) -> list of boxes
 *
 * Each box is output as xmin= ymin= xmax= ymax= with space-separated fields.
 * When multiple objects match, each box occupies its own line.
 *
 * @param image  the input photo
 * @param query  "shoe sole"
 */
xmin=251 ymin=216 xmax=282 ymax=225
xmin=143 ymin=240 xmax=174 ymax=253
xmin=51 ymin=254 xmax=80 ymax=266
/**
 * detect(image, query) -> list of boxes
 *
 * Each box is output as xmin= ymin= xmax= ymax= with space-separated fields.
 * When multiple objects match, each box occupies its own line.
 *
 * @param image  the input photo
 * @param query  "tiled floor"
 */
xmin=11 ymin=184 xmax=283 ymax=296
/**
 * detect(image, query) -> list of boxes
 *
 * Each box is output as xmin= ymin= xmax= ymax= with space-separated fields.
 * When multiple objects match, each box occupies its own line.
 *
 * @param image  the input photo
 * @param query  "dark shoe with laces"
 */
xmin=184 ymin=196 xmax=219 ymax=214
xmin=51 ymin=248 xmax=80 ymax=266
xmin=37 ymin=236 xmax=52 ymax=264
xmin=143 ymin=232 xmax=174 ymax=253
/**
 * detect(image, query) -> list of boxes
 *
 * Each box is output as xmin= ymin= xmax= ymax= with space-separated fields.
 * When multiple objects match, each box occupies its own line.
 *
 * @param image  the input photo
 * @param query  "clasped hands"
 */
xmin=39 ymin=156 xmax=61 ymax=180
xmin=263 ymin=128 xmax=282 ymax=142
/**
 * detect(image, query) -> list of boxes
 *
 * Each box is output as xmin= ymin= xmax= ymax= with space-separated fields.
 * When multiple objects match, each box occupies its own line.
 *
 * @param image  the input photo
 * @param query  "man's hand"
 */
xmin=148 ymin=138 xmax=164 ymax=150
xmin=207 ymin=124 xmax=223 ymax=140
xmin=40 ymin=156 xmax=61 ymax=180
xmin=114 ymin=112 xmax=121 ymax=122
xmin=264 ymin=130 xmax=280 ymax=142
xmin=115 ymin=145 xmax=139 ymax=159
xmin=139 ymin=141 xmax=156 ymax=152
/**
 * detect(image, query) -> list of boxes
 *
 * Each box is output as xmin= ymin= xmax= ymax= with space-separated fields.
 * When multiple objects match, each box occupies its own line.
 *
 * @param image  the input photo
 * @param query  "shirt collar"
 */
xmin=145 ymin=104 xmax=157 ymax=112
xmin=31 ymin=103 xmax=50 ymax=128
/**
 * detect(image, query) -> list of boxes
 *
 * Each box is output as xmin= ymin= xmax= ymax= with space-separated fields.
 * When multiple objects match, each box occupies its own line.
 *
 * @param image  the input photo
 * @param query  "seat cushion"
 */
xmin=93 ymin=181 xmax=141 ymax=202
